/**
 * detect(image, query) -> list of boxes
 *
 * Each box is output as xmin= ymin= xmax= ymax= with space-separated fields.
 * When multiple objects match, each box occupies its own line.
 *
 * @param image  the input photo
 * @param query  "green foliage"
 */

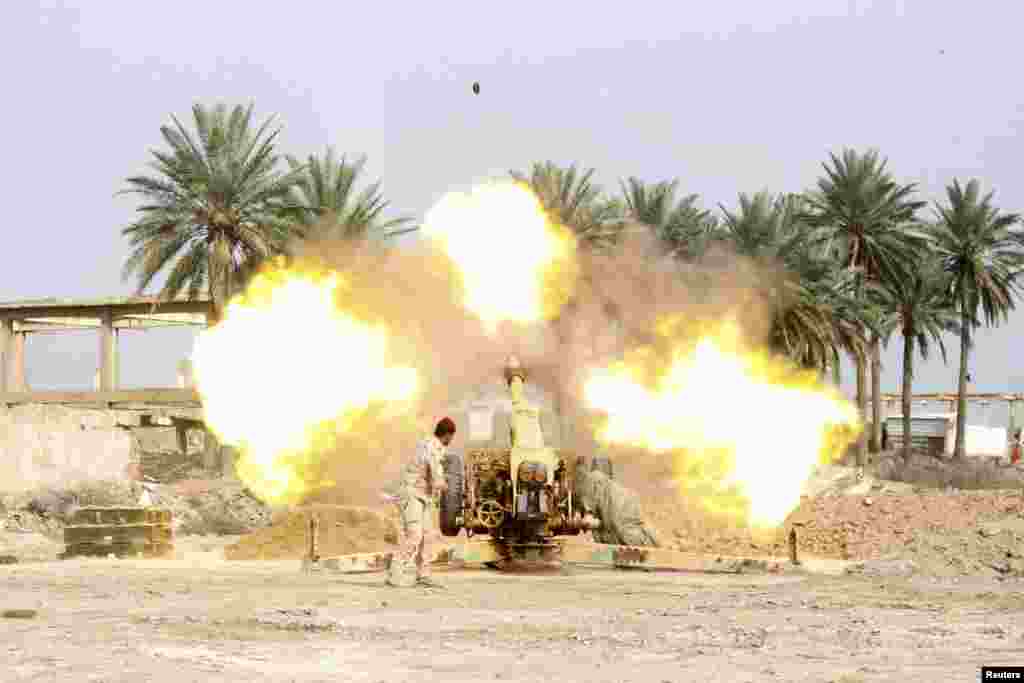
xmin=715 ymin=192 xmax=875 ymax=370
xmin=510 ymin=161 xmax=623 ymax=250
xmin=286 ymin=147 xmax=410 ymax=242
xmin=117 ymin=108 xmax=1021 ymax=422
xmin=932 ymin=179 xmax=1024 ymax=458
xmin=120 ymin=103 xmax=307 ymax=315
xmin=872 ymin=257 xmax=962 ymax=364
xmin=619 ymin=177 xmax=717 ymax=260
xmin=802 ymin=148 xmax=929 ymax=285
xmin=932 ymin=179 xmax=1024 ymax=331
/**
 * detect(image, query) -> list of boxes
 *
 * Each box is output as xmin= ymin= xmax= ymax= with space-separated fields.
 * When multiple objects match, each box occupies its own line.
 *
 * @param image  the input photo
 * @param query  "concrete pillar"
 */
xmin=202 ymin=428 xmax=222 ymax=472
xmin=0 ymin=317 xmax=10 ymax=393
xmin=9 ymin=331 xmax=26 ymax=392
xmin=221 ymin=445 xmax=239 ymax=480
xmin=98 ymin=309 xmax=117 ymax=391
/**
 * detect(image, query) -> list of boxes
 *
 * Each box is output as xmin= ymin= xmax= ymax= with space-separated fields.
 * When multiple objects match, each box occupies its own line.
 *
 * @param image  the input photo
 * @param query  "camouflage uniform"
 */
xmin=387 ymin=435 xmax=447 ymax=586
xmin=575 ymin=468 xmax=660 ymax=547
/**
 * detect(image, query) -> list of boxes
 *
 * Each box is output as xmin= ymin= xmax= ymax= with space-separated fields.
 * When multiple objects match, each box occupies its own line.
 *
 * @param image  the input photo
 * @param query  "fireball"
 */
xmin=190 ymin=263 xmax=419 ymax=504
xmin=583 ymin=319 xmax=860 ymax=528
xmin=420 ymin=180 xmax=577 ymax=330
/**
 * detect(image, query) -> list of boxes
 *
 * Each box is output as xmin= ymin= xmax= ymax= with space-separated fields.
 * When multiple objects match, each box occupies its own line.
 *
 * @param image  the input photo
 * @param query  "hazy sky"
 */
xmin=3 ymin=0 xmax=1021 ymax=392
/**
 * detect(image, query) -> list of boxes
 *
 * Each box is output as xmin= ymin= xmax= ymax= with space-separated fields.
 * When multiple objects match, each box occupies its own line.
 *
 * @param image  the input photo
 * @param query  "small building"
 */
xmin=0 ymin=295 xmax=210 ymax=394
xmin=885 ymin=413 xmax=1008 ymax=458
xmin=884 ymin=414 xmax=951 ymax=456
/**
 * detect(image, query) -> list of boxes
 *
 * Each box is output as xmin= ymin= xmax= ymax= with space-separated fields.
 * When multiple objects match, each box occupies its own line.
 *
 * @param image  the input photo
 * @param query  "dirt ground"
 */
xmin=4 ymin=538 xmax=1024 ymax=682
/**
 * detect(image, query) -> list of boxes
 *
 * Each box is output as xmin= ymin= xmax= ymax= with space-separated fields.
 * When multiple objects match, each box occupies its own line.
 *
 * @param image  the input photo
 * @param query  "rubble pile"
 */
xmin=224 ymin=504 xmax=398 ymax=560
xmin=0 ymin=478 xmax=273 ymax=554
xmin=163 ymin=480 xmax=274 ymax=535
xmin=1 ymin=479 xmax=138 ymax=535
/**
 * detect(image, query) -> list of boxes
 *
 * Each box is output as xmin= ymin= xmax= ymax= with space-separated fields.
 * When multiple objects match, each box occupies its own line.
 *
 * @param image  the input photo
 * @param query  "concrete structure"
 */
xmin=0 ymin=404 xmax=134 ymax=491
xmin=877 ymin=392 xmax=1024 ymax=439
xmin=0 ymin=403 xmax=234 ymax=494
xmin=0 ymin=296 xmax=218 ymax=493
xmin=885 ymin=413 xmax=1009 ymax=458
xmin=0 ymin=295 xmax=211 ymax=395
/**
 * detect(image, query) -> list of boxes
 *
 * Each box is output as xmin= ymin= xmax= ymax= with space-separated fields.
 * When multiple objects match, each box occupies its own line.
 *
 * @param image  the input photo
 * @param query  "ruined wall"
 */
xmin=0 ymin=405 xmax=134 ymax=492
xmin=0 ymin=405 xmax=223 ymax=494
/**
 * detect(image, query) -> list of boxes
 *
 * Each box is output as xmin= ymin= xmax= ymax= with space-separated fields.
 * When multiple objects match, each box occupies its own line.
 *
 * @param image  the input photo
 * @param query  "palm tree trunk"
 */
xmin=954 ymin=310 xmax=970 ymax=460
xmin=205 ymin=238 xmax=232 ymax=328
xmin=207 ymin=268 xmax=222 ymax=327
xmin=855 ymin=352 xmax=868 ymax=467
xmin=869 ymin=334 xmax=882 ymax=453
xmin=901 ymin=330 xmax=913 ymax=460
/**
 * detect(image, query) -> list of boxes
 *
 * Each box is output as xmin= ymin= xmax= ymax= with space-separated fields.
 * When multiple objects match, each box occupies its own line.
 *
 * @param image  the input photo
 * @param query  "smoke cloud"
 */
xmin=284 ymin=220 xmax=794 ymax=511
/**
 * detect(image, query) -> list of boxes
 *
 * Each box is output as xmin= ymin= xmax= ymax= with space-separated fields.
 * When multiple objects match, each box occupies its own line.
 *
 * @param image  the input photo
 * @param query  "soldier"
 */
xmin=575 ymin=463 xmax=660 ymax=547
xmin=386 ymin=417 xmax=456 ymax=588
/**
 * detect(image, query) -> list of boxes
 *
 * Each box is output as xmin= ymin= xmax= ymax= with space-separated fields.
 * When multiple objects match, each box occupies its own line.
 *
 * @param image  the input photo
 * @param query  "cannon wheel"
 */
xmin=439 ymin=452 xmax=464 ymax=537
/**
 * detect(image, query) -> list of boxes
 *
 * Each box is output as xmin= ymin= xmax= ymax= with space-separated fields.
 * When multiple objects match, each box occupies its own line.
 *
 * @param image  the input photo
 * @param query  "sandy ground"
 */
xmin=3 ymin=538 xmax=1024 ymax=682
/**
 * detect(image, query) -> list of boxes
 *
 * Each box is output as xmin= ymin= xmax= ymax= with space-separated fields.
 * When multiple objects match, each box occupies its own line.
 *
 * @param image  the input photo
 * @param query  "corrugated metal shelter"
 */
xmin=885 ymin=413 xmax=1009 ymax=458
xmin=885 ymin=414 xmax=952 ymax=456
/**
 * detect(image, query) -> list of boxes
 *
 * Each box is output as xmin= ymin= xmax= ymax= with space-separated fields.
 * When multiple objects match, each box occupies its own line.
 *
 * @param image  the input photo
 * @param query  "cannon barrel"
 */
xmin=550 ymin=515 xmax=601 ymax=533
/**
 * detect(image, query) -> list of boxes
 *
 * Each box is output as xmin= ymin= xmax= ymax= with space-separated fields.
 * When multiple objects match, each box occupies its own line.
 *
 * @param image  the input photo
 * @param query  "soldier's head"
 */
xmin=434 ymin=417 xmax=457 ymax=446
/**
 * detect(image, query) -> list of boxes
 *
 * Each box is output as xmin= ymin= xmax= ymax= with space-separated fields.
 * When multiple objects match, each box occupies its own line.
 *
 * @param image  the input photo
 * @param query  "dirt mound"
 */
xmin=642 ymin=479 xmax=1024 ymax=577
xmin=643 ymin=495 xmax=783 ymax=556
xmin=224 ymin=504 xmax=399 ymax=560
xmin=783 ymin=491 xmax=1024 ymax=562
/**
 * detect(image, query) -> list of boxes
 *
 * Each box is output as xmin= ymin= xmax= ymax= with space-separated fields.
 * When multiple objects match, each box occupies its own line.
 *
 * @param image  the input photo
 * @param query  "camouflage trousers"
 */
xmin=388 ymin=492 xmax=438 ymax=585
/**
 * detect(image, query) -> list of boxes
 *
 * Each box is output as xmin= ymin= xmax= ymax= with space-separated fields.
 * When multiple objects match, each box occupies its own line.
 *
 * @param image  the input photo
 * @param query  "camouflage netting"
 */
xmin=574 ymin=469 xmax=660 ymax=547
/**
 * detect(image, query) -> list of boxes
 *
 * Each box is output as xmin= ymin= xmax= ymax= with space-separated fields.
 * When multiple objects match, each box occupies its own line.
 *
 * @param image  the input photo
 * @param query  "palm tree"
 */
xmin=229 ymin=148 xmax=413 ymax=295
xmin=802 ymin=148 xmax=927 ymax=462
xmin=932 ymin=179 xmax=1024 ymax=459
xmin=286 ymin=147 xmax=411 ymax=242
xmin=120 ymin=102 xmax=306 ymax=324
xmin=870 ymin=263 xmax=961 ymax=459
xmin=619 ymin=177 xmax=716 ymax=260
xmin=717 ymin=192 xmax=875 ymax=372
xmin=510 ymin=162 xmax=623 ymax=250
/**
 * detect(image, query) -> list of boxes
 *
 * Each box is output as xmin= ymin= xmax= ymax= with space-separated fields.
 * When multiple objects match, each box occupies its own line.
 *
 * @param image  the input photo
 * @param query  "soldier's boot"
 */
xmin=385 ymin=565 xmax=415 ymax=588
xmin=386 ymin=577 xmax=415 ymax=588
xmin=415 ymin=576 xmax=445 ymax=589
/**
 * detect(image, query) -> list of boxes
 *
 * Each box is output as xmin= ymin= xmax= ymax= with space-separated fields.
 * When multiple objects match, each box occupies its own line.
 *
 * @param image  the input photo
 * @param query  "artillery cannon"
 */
xmin=302 ymin=356 xmax=793 ymax=575
xmin=437 ymin=356 xmax=602 ymax=562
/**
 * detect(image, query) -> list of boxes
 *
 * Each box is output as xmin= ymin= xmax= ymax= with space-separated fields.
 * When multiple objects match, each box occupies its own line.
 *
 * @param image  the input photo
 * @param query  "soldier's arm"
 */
xmin=429 ymin=446 xmax=447 ymax=493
